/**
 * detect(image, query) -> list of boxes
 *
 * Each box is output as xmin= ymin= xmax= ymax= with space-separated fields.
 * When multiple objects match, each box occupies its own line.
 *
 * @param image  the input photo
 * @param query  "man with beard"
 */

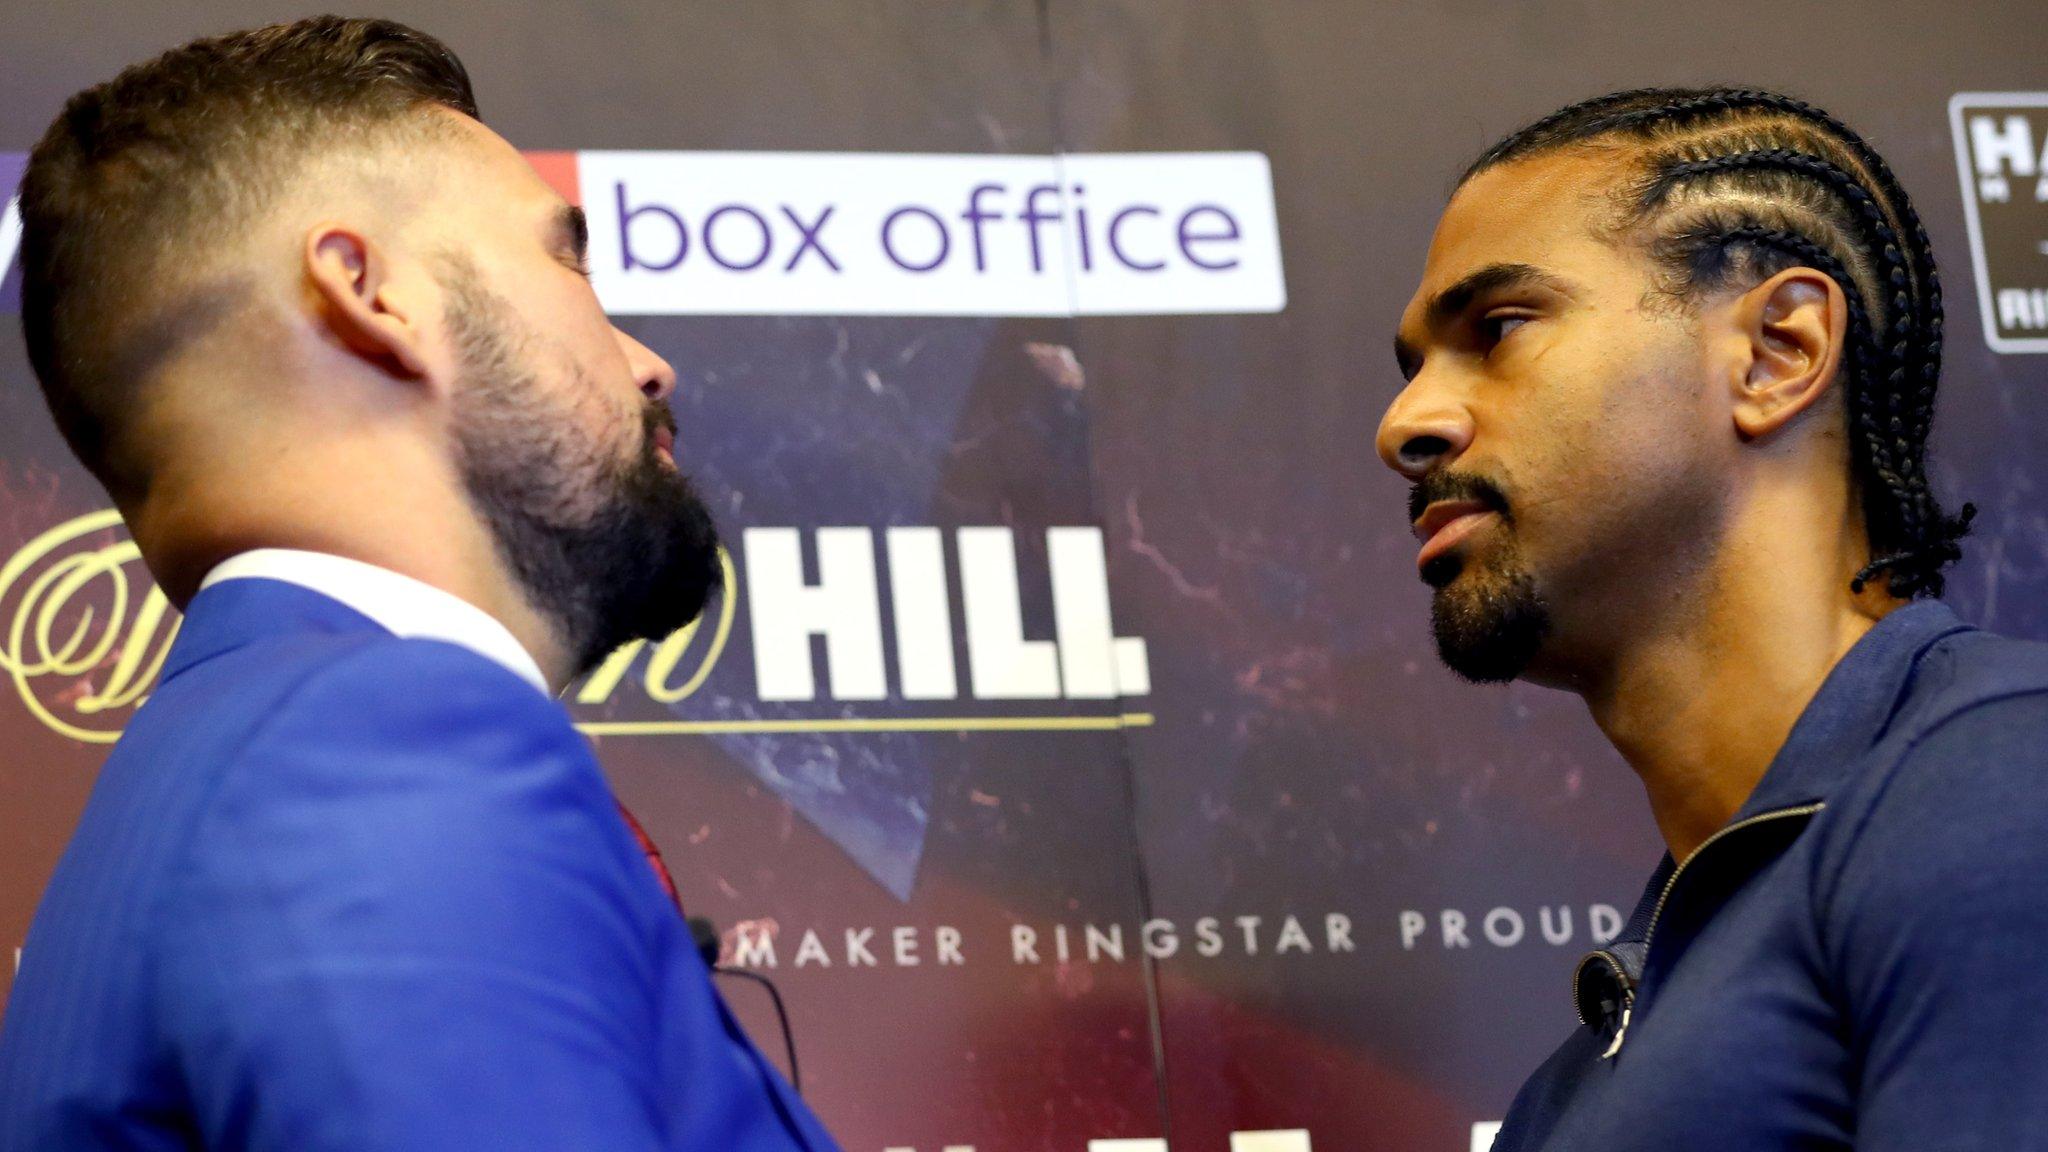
xmin=0 ymin=17 xmax=837 ymax=1152
xmin=1382 ymin=88 xmax=2048 ymax=1148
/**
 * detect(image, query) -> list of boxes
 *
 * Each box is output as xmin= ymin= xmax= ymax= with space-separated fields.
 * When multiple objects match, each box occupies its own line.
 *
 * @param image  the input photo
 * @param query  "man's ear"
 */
xmin=303 ymin=224 xmax=433 ymax=381
xmin=1719 ymin=266 xmax=1849 ymax=442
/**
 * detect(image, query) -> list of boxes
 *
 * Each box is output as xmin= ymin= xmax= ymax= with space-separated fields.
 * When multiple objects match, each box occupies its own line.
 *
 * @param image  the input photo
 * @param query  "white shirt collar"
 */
xmin=198 ymin=548 xmax=551 ymax=695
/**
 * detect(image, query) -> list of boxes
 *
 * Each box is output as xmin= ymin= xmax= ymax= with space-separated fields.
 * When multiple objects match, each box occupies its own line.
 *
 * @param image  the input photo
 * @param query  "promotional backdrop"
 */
xmin=1 ymin=3 xmax=2045 ymax=1150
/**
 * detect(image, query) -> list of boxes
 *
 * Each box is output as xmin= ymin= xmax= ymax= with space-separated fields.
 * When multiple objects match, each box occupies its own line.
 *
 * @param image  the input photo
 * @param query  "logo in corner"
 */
xmin=1950 ymin=94 xmax=2048 ymax=353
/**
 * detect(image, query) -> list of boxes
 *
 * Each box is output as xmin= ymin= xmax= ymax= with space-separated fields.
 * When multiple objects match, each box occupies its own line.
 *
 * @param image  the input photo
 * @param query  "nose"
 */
xmin=1375 ymin=379 xmax=1475 ymax=481
xmin=616 ymin=325 xmax=677 ymax=402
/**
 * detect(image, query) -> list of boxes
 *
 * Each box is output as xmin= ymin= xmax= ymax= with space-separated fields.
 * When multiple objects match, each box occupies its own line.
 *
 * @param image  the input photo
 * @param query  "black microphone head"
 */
xmin=686 ymin=915 xmax=721 ymax=968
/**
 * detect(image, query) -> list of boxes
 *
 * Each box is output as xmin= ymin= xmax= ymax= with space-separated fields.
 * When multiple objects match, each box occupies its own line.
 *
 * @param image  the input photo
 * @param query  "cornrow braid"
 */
xmin=1489 ymin=87 xmax=1954 ymax=440
xmin=1465 ymin=87 xmax=1972 ymax=599
xmin=1570 ymin=89 xmax=1947 ymax=335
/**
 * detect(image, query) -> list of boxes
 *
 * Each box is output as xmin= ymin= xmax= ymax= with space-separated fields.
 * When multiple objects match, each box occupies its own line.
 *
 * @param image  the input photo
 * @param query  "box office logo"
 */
xmin=1950 ymin=94 xmax=2048 ymax=353
xmin=540 ymin=150 xmax=1283 ymax=316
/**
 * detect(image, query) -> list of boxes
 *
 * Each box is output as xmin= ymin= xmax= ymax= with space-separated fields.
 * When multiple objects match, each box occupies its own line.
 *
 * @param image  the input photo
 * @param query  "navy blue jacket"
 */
xmin=1497 ymin=600 xmax=2048 ymax=1149
xmin=0 ymin=578 xmax=838 ymax=1151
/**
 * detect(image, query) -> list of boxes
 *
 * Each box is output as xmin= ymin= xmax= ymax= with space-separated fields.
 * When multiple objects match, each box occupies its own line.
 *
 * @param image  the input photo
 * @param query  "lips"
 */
xmin=653 ymin=425 xmax=676 ymax=464
xmin=1412 ymin=499 xmax=1497 ymax=573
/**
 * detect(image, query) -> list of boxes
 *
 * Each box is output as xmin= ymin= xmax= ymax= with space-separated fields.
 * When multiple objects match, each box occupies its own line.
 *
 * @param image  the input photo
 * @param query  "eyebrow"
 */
xmin=1394 ymin=262 xmax=1575 ymax=381
xmin=555 ymin=203 xmax=590 ymax=264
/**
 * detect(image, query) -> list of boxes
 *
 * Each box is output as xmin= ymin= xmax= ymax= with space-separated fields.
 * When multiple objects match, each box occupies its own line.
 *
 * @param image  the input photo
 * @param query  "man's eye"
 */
xmin=1483 ymin=314 xmax=1530 ymax=343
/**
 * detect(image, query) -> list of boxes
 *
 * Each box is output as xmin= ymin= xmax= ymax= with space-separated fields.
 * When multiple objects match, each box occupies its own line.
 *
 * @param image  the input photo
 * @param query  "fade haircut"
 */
xmin=18 ymin=15 xmax=479 ymax=495
xmin=1466 ymin=88 xmax=1972 ymax=599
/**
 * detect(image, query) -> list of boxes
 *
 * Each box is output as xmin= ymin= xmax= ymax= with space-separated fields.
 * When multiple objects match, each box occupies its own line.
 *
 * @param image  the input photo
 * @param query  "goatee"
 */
xmin=1411 ymin=471 xmax=1551 ymax=683
xmin=1430 ymin=554 xmax=1551 ymax=684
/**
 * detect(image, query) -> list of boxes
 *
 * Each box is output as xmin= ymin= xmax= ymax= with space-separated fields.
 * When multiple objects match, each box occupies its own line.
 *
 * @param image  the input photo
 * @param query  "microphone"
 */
xmin=689 ymin=915 xmax=802 ymax=1094
xmin=687 ymin=915 xmax=721 ymax=968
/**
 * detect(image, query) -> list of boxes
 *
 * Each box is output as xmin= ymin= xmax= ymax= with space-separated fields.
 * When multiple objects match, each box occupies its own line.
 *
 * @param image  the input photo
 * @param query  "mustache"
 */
xmin=645 ymin=400 xmax=678 ymax=439
xmin=1407 ymin=470 xmax=1511 ymax=526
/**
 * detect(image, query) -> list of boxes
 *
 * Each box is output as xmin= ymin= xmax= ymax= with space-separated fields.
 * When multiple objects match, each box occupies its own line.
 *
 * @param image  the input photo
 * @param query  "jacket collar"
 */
xmin=1730 ymin=598 xmax=1972 ymax=821
xmin=160 ymin=577 xmax=390 ymax=685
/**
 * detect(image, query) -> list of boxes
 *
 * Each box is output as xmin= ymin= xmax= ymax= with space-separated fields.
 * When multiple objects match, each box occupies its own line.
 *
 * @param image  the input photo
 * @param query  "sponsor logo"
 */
xmin=0 ymin=510 xmax=1151 ymax=744
xmin=0 ymin=150 xmax=1285 ymax=318
xmin=568 ymin=150 xmax=1283 ymax=316
xmin=1949 ymin=94 xmax=2048 ymax=352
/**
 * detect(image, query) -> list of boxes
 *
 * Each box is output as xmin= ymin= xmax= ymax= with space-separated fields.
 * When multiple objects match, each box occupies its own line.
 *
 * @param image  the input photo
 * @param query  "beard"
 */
xmin=441 ymin=263 xmax=721 ymax=677
xmin=1411 ymin=471 xmax=1552 ymax=684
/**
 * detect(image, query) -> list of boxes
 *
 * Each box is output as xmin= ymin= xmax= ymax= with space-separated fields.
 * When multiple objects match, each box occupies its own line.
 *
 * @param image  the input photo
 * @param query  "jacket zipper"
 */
xmin=1572 ymin=948 xmax=1628 ymax=1030
xmin=1599 ymin=801 xmax=1825 ymax=1060
xmin=1570 ymin=947 xmax=1635 ymax=1058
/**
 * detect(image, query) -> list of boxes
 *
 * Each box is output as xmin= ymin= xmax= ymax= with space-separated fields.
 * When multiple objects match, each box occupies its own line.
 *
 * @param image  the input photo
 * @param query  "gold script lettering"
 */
xmin=3 ymin=510 xmax=741 ymax=742
xmin=0 ymin=509 xmax=176 ymax=743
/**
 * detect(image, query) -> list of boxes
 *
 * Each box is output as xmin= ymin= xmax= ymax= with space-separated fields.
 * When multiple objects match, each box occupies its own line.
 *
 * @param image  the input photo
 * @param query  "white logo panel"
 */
xmin=1949 ymin=93 xmax=2048 ymax=353
xmin=576 ymin=151 xmax=1285 ymax=317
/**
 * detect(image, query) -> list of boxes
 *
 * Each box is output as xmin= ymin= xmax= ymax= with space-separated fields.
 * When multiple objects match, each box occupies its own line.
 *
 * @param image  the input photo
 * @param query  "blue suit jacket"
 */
xmin=0 ymin=578 xmax=838 ymax=1151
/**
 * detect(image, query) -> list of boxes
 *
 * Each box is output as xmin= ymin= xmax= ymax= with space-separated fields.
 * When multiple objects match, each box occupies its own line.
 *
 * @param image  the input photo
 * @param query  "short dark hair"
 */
xmin=18 ymin=15 xmax=479 ymax=494
xmin=1465 ymin=88 xmax=1972 ymax=599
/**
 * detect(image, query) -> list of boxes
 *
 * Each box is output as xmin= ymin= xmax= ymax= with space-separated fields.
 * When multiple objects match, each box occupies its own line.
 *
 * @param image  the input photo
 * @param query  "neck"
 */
xmin=1571 ymin=490 xmax=1895 ymax=861
xmin=132 ymin=444 xmax=580 ymax=696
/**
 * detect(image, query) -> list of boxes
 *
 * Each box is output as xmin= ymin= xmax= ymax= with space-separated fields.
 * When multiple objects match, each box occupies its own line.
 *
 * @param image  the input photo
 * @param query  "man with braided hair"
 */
xmin=1382 ymin=87 xmax=2045 ymax=1148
